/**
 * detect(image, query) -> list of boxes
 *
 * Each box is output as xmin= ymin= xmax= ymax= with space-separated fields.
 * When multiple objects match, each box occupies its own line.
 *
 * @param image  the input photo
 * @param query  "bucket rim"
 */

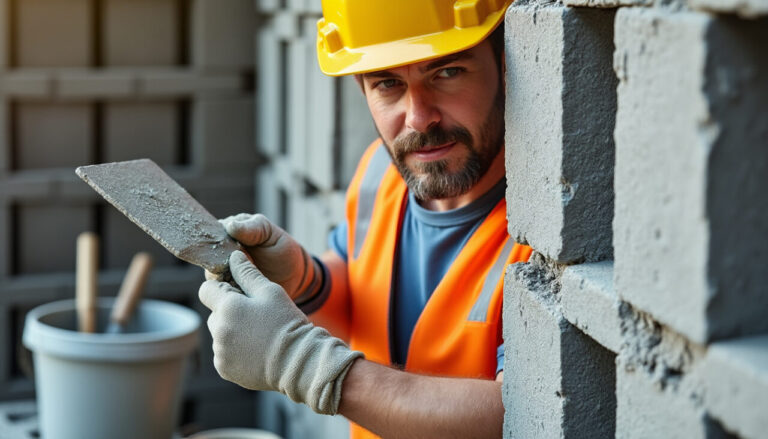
xmin=23 ymin=298 xmax=201 ymax=362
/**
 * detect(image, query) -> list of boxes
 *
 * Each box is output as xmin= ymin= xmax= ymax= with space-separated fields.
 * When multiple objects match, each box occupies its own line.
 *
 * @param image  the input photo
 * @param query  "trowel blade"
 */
xmin=76 ymin=159 xmax=240 ymax=275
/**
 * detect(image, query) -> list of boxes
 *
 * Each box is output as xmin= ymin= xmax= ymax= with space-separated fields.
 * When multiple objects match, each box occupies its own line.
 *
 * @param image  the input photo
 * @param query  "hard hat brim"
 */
xmin=317 ymin=5 xmax=508 ymax=77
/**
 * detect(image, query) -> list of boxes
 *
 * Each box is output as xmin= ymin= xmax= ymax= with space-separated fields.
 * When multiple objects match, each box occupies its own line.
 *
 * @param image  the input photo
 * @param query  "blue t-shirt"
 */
xmin=325 ymin=179 xmax=507 ymax=372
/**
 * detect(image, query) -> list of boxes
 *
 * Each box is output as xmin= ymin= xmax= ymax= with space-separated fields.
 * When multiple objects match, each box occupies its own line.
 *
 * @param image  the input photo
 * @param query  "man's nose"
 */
xmin=405 ymin=86 xmax=441 ymax=133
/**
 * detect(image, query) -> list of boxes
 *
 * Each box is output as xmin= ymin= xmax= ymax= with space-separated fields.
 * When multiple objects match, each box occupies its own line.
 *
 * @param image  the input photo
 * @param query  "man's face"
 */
xmin=360 ymin=40 xmax=504 ymax=201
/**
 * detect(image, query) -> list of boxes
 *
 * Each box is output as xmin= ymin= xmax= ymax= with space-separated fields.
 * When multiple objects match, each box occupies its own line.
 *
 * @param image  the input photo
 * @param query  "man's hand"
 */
xmin=199 ymin=250 xmax=363 ymax=414
xmin=218 ymin=213 xmax=318 ymax=301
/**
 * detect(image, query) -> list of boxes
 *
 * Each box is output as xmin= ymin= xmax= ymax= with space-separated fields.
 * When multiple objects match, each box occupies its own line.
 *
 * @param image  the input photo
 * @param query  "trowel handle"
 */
xmin=76 ymin=232 xmax=99 ymax=333
xmin=111 ymin=252 xmax=153 ymax=326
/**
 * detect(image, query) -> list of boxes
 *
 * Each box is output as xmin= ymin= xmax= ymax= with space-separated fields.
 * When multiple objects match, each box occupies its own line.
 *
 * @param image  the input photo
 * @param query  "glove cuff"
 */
xmin=315 ymin=348 xmax=364 ymax=415
xmin=275 ymin=324 xmax=364 ymax=415
xmin=293 ymin=254 xmax=324 ymax=305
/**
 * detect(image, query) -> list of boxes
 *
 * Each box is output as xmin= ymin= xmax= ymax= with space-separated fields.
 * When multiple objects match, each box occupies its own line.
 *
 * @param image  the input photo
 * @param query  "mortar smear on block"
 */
xmin=76 ymin=159 xmax=240 ymax=274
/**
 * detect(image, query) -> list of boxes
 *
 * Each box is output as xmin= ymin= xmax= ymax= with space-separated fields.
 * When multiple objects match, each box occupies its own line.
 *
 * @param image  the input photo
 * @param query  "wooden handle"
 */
xmin=76 ymin=232 xmax=98 ymax=333
xmin=111 ymin=252 xmax=153 ymax=326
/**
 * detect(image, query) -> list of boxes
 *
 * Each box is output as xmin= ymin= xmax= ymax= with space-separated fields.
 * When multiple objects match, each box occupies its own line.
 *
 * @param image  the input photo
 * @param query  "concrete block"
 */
xmin=191 ymin=97 xmax=256 ymax=170
xmin=103 ymin=206 xmax=177 ymax=269
xmin=616 ymin=357 xmax=733 ymax=439
xmin=102 ymin=0 xmax=179 ymax=66
xmin=2 ymin=170 xmax=95 ymax=201
xmin=2 ymin=71 xmax=52 ymax=97
xmin=613 ymin=8 xmax=768 ymax=343
xmin=304 ymin=17 xmax=335 ymax=191
xmin=304 ymin=0 xmax=323 ymax=14
xmin=287 ymin=35 xmax=310 ymax=176
xmin=15 ymin=0 xmax=92 ymax=67
xmin=274 ymin=10 xmax=301 ymax=40
xmin=272 ymin=10 xmax=302 ymax=40
xmin=255 ymin=168 xmax=280 ymax=225
xmin=104 ymin=102 xmax=178 ymax=165
xmin=704 ymin=335 xmax=768 ymax=439
xmin=255 ymin=0 xmax=281 ymax=13
xmin=0 ymin=207 xmax=9 ymax=278
xmin=273 ymin=156 xmax=296 ymax=194
xmin=0 ymin=0 xmax=9 ymax=70
xmin=560 ymin=261 xmax=622 ymax=353
xmin=56 ymin=70 xmax=136 ymax=98
xmin=139 ymin=70 xmax=242 ymax=96
xmin=16 ymin=204 xmax=94 ymax=274
xmin=256 ymin=24 xmax=284 ymax=156
xmin=503 ymin=261 xmax=615 ymax=438
xmin=0 ymin=100 xmax=7 ymax=172
xmin=192 ymin=0 xmax=255 ymax=69
xmin=290 ymin=193 xmax=344 ymax=255
xmin=339 ymin=75 xmax=378 ymax=186
xmin=504 ymin=5 xmax=616 ymax=264
xmin=14 ymin=103 xmax=93 ymax=170
xmin=691 ymin=0 xmax=768 ymax=18
xmin=195 ymin=188 xmax=255 ymax=224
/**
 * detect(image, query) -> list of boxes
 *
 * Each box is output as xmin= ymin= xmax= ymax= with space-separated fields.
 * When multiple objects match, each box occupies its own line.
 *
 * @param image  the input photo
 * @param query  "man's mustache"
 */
xmin=393 ymin=125 xmax=474 ymax=158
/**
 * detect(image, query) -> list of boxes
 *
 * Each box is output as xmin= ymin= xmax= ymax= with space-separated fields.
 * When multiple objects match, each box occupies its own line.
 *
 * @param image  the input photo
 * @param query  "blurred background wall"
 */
xmin=0 ymin=0 xmax=374 ymax=437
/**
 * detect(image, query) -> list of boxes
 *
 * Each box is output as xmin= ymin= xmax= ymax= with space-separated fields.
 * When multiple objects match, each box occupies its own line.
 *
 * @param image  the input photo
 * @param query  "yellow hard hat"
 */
xmin=316 ymin=0 xmax=512 ymax=76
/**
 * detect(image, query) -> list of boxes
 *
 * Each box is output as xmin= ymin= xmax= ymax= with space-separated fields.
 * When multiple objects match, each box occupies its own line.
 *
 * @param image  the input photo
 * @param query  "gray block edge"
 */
xmin=690 ymin=0 xmax=768 ymax=18
xmin=704 ymin=335 xmax=768 ymax=439
xmin=560 ymin=261 xmax=622 ymax=353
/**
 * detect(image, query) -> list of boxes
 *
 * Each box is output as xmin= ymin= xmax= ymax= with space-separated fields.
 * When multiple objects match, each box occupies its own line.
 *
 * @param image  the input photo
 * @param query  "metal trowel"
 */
xmin=75 ymin=159 xmax=241 ymax=278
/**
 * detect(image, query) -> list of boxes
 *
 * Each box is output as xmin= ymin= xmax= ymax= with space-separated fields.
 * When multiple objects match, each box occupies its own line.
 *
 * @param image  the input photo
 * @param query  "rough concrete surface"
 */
xmin=504 ymin=4 xmax=616 ymax=263
xmin=616 ymin=357 xmax=734 ymax=439
xmin=613 ymin=7 xmax=768 ymax=343
xmin=618 ymin=304 xmax=705 ymax=390
xmin=691 ymin=0 xmax=768 ymax=18
xmin=76 ymin=159 xmax=240 ymax=274
xmin=503 ymin=257 xmax=615 ymax=438
xmin=560 ymin=261 xmax=622 ymax=353
xmin=704 ymin=335 xmax=768 ymax=439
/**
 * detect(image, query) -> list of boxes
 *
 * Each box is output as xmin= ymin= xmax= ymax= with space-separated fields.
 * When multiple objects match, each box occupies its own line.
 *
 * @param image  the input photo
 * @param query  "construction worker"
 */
xmin=199 ymin=1 xmax=532 ymax=437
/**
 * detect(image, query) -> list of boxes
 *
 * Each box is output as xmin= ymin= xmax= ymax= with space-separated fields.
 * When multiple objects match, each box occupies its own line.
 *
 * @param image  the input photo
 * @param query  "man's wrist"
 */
xmin=294 ymin=256 xmax=324 ymax=305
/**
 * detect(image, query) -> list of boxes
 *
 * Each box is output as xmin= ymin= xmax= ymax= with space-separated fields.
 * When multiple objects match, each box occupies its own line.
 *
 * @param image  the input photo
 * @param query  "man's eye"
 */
xmin=437 ymin=67 xmax=463 ymax=78
xmin=375 ymin=79 xmax=400 ymax=90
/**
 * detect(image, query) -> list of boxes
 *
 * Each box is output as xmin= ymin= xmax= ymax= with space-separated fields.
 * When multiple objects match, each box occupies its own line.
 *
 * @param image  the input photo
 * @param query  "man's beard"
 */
xmin=383 ymin=91 xmax=504 ymax=201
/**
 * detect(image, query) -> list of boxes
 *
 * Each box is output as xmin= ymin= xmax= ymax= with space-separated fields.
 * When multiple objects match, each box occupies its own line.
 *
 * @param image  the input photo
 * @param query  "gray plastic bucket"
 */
xmin=23 ymin=298 xmax=200 ymax=439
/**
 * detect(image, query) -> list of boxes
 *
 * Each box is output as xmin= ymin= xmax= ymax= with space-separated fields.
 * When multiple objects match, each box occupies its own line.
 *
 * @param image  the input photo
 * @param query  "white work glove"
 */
xmin=217 ymin=214 xmax=320 ymax=302
xmin=199 ymin=250 xmax=363 ymax=415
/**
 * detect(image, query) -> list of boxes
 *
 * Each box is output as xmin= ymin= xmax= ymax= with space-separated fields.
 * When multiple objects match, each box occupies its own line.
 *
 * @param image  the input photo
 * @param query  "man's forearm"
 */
xmin=338 ymin=359 xmax=504 ymax=439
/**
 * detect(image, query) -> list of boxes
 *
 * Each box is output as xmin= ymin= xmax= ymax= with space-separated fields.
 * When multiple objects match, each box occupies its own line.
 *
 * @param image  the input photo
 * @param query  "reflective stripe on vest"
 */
xmin=467 ymin=238 xmax=515 ymax=322
xmin=353 ymin=144 xmax=391 ymax=259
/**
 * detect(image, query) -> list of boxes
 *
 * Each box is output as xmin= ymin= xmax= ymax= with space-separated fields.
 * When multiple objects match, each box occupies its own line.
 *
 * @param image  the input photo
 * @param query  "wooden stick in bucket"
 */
xmin=76 ymin=232 xmax=98 ymax=333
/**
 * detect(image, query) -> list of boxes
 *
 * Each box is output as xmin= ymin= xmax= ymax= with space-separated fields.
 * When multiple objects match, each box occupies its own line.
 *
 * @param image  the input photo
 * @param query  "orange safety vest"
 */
xmin=343 ymin=140 xmax=531 ymax=439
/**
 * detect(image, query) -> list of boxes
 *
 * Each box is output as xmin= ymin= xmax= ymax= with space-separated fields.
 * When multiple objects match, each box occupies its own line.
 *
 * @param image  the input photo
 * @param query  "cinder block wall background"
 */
xmin=0 ymin=0 xmax=262 ymax=435
xmin=502 ymin=1 xmax=767 ymax=438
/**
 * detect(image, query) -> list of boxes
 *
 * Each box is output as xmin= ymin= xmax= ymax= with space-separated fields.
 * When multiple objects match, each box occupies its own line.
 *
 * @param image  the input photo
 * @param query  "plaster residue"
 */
xmin=510 ymin=251 xmax=565 ymax=310
xmin=76 ymin=159 xmax=240 ymax=274
xmin=618 ymin=302 xmax=705 ymax=396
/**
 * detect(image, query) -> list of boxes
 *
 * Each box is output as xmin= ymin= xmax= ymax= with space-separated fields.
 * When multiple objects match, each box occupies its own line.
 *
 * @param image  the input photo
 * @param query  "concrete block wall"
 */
xmin=503 ymin=1 xmax=767 ymax=438
xmin=0 ymin=0 xmax=259 ymax=432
